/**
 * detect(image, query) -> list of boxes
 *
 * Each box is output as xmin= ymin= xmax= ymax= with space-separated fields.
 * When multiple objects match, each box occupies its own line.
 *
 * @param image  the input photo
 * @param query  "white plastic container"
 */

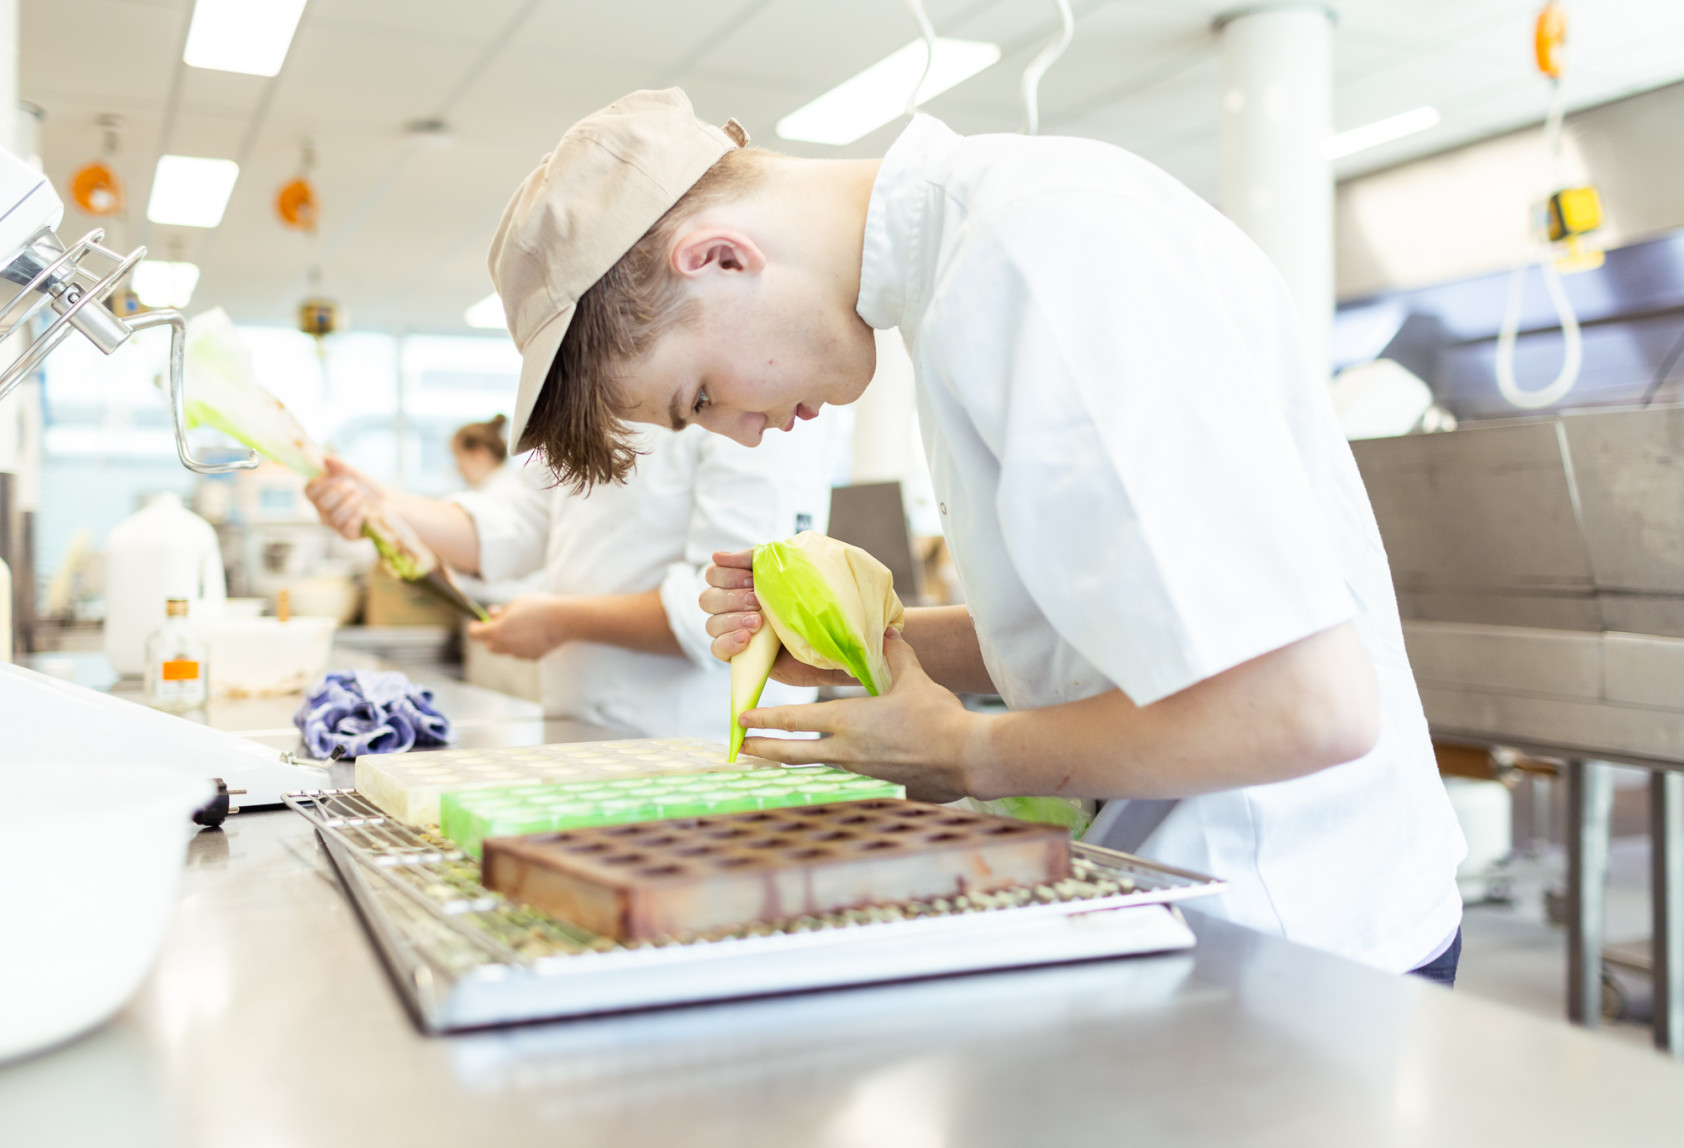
xmin=103 ymin=492 xmax=226 ymax=676
xmin=0 ymin=764 xmax=211 ymax=1063
xmin=201 ymin=616 xmax=338 ymax=697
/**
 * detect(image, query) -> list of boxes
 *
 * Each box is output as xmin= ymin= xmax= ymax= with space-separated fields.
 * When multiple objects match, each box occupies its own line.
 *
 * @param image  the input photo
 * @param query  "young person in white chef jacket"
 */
xmin=305 ymin=414 xmax=838 ymax=742
xmin=485 ymin=90 xmax=1467 ymax=983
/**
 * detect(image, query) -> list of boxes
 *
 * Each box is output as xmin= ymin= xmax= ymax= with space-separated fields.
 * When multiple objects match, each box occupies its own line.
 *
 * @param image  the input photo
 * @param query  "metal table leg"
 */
xmin=1653 ymin=769 xmax=1684 ymax=1055
xmin=1566 ymin=759 xmax=1612 ymax=1027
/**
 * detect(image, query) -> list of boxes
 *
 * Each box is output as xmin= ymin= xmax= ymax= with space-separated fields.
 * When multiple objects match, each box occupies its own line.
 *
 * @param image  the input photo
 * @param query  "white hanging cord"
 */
xmin=1494 ymin=65 xmax=1584 ymax=410
xmin=1542 ymin=75 xmax=1568 ymax=185
xmin=1021 ymin=0 xmax=1075 ymax=135
xmin=1495 ymin=254 xmax=1583 ymax=409
xmin=904 ymin=0 xmax=938 ymax=116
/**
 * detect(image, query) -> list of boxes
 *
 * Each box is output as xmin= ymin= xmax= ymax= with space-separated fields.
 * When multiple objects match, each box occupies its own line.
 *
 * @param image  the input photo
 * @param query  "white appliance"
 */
xmin=0 ymin=661 xmax=330 ymax=805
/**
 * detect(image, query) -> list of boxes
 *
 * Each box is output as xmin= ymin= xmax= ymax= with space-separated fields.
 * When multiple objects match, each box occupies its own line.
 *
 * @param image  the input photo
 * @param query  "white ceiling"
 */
xmin=22 ymin=0 xmax=1684 ymax=333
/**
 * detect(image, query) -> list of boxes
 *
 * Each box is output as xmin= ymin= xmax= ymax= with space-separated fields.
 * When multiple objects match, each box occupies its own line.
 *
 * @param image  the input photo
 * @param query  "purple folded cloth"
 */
xmin=294 ymin=670 xmax=454 ymax=758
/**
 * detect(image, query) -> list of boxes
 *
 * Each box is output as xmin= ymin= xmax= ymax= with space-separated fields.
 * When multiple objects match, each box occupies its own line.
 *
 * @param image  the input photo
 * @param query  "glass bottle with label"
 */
xmin=145 ymin=598 xmax=208 ymax=712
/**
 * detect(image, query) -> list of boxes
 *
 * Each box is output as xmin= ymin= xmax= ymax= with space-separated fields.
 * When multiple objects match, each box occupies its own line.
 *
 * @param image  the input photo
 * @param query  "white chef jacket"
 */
xmin=449 ymin=420 xmax=837 ymax=740
xmin=452 ymin=461 xmax=545 ymax=605
xmin=858 ymin=116 xmax=1465 ymax=972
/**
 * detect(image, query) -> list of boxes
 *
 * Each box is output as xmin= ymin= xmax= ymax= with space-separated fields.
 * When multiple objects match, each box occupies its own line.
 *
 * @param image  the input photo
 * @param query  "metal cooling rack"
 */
xmin=285 ymin=789 xmax=1226 ymax=1032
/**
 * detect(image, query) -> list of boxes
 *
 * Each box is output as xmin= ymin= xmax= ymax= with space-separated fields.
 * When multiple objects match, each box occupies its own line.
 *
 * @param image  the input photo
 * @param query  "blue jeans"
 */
xmin=1408 ymin=926 xmax=1462 ymax=988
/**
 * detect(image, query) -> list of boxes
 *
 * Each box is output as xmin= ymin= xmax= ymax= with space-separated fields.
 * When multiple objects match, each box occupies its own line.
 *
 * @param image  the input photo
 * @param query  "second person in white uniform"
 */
xmin=308 ymin=418 xmax=837 ymax=740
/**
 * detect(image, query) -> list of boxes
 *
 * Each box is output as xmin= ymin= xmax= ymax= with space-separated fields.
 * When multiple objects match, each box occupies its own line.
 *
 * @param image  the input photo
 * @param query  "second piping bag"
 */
xmin=728 ymin=531 xmax=905 ymax=761
xmin=181 ymin=308 xmax=489 ymax=621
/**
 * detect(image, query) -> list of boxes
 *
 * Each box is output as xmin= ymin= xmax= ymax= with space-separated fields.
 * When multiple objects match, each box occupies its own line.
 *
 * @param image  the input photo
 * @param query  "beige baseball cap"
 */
xmin=487 ymin=88 xmax=747 ymax=454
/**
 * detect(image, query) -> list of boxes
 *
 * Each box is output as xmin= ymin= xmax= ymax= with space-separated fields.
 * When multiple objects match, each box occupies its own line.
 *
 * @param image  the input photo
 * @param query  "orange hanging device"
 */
xmin=70 ymin=115 xmax=125 ymax=217
xmin=69 ymin=159 xmax=122 ymax=216
xmin=275 ymin=176 xmax=318 ymax=231
xmin=1535 ymin=2 xmax=1566 ymax=80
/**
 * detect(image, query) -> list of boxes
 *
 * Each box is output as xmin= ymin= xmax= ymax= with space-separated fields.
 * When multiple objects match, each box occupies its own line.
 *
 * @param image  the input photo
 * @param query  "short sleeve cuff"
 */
xmin=446 ymin=489 xmax=521 ymax=584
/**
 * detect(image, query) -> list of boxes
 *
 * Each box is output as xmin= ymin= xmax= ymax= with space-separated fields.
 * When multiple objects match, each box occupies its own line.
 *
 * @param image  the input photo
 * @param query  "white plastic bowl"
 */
xmin=0 ymin=765 xmax=211 ymax=1063
xmin=201 ymin=616 xmax=338 ymax=697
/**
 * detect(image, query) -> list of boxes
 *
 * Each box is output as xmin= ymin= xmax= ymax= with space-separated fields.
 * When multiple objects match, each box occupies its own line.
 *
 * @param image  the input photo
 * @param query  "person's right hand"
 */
xmin=700 ymin=549 xmax=854 ymax=689
xmin=305 ymin=456 xmax=386 ymax=541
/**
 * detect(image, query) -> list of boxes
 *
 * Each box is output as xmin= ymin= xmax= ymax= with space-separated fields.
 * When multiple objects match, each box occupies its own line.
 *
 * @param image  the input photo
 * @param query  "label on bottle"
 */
xmin=161 ymin=659 xmax=201 ymax=682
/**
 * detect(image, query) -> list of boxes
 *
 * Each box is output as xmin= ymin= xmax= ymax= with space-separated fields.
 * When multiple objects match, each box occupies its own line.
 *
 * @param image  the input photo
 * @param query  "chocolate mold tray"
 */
xmin=484 ymin=799 xmax=1073 ymax=940
xmin=287 ymin=789 xmax=1226 ymax=1032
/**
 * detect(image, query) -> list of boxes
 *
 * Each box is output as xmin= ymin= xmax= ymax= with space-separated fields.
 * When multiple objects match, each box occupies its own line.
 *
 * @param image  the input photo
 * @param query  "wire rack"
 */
xmin=286 ymin=789 xmax=1226 ymax=1032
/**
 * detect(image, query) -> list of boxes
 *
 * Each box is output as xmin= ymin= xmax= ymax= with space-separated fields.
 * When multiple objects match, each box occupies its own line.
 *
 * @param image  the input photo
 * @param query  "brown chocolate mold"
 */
xmin=481 ymin=798 xmax=1073 ymax=941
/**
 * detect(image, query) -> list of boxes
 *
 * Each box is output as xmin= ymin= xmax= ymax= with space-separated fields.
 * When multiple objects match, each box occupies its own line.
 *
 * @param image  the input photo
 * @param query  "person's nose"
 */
xmin=691 ymin=404 xmax=753 ymax=444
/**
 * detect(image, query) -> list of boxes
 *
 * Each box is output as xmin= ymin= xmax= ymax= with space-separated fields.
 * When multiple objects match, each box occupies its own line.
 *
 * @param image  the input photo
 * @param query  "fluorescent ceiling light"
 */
xmin=146 ymin=155 xmax=240 ymax=228
xmin=1325 ymin=106 xmax=1442 ymax=160
xmin=778 ymin=38 xmax=1001 ymax=146
xmin=465 ymin=292 xmax=506 ymax=330
xmin=131 ymin=261 xmax=201 ymax=309
xmin=183 ymin=0 xmax=308 ymax=77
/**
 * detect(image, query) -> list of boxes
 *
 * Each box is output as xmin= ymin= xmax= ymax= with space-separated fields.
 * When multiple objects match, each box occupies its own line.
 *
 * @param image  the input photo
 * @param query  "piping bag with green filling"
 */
xmin=180 ymin=309 xmax=488 ymax=621
xmin=729 ymin=530 xmax=1092 ymax=835
xmin=729 ymin=531 xmax=905 ymax=761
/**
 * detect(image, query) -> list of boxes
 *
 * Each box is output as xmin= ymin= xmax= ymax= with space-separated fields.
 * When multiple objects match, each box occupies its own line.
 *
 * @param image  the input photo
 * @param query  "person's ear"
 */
xmin=671 ymin=228 xmax=766 ymax=279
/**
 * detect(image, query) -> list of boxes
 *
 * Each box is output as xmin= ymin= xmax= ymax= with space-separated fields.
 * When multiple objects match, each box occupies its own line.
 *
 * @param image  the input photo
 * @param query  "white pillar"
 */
xmin=1218 ymin=4 xmax=1334 ymax=381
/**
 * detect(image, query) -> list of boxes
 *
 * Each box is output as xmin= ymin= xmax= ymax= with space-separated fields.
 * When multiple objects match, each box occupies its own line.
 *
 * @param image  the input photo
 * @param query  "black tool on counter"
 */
xmin=193 ymin=778 xmax=246 ymax=829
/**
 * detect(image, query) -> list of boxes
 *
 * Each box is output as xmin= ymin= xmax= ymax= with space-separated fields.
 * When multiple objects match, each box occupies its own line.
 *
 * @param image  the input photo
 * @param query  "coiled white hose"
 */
xmin=1494 ymin=76 xmax=1584 ymax=410
xmin=1494 ymin=255 xmax=1584 ymax=409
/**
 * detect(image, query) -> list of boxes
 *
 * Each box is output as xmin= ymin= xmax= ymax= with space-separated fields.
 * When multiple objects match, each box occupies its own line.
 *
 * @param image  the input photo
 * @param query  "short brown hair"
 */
xmin=453 ymin=413 xmax=508 ymax=462
xmin=519 ymin=147 xmax=770 ymax=491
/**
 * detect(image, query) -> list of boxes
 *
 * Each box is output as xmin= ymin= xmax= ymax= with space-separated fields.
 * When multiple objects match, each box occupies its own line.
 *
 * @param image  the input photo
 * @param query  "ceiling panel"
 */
xmin=19 ymin=0 xmax=1684 ymax=333
xmin=20 ymin=0 xmax=185 ymax=107
xmin=276 ymin=24 xmax=492 ymax=128
xmin=301 ymin=0 xmax=530 ymax=43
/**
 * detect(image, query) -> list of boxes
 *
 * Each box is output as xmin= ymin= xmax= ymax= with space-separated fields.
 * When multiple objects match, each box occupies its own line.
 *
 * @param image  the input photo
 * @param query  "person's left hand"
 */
xmin=467 ymin=594 xmax=572 ymax=660
xmin=739 ymin=630 xmax=980 ymax=803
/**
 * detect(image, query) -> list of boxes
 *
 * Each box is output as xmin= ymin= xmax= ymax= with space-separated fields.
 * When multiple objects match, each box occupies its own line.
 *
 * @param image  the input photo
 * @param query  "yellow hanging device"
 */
xmin=1533 ymin=2 xmax=1602 ymax=273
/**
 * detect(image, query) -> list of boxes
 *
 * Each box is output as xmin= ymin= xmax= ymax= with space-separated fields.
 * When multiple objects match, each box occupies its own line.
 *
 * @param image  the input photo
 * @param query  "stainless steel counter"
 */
xmin=5 ymin=803 xmax=1684 ymax=1146
xmin=26 ymin=644 xmax=614 ymax=759
xmin=9 ymin=645 xmax=1684 ymax=1143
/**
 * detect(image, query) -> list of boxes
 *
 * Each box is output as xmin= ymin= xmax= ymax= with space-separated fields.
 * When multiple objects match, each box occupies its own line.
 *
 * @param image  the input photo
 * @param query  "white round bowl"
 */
xmin=0 ymin=765 xmax=211 ymax=1063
